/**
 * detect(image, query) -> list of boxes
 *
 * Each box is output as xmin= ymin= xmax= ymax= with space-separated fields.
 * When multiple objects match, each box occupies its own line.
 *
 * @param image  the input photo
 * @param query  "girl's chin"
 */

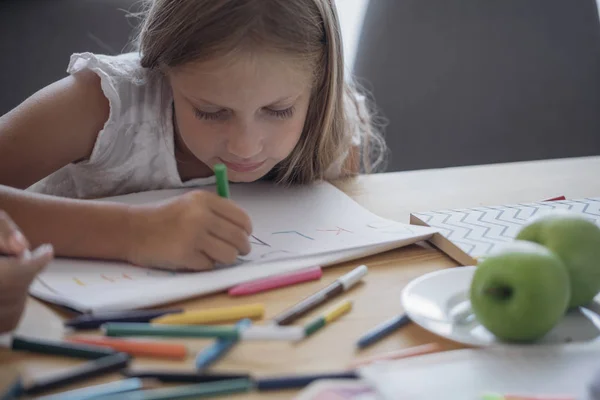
xmin=226 ymin=170 xmax=268 ymax=183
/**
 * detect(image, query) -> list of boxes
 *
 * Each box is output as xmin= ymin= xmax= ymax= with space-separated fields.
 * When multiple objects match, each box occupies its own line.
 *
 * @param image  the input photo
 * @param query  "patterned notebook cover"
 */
xmin=410 ymin=197 xmax=600 ymax=266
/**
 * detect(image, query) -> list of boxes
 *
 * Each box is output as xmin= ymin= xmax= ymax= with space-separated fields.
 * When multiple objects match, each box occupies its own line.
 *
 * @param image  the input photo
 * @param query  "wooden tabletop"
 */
xmin=2 ymin=155 xmax=599 ymax=399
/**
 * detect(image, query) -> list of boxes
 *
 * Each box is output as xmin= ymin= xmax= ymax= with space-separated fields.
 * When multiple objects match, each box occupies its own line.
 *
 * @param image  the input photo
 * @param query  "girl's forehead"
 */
xmin=168 ymin=51 xmax=313 ymax=106
xmin=171 ymin=50 xmax=312 ymax=82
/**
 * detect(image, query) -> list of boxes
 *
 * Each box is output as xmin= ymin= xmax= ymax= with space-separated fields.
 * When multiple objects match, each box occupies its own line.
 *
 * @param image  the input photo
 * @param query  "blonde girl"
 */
xmin=0 ymin=0 xmax=386 ymax=271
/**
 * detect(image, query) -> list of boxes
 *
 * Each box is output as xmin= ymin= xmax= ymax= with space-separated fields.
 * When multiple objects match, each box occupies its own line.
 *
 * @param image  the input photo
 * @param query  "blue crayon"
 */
xmin=36 ymin=378 xmax=144 ymax=400
xmin=195 ymin=319 xmax=252 ymax=370
xmin=1 ymin=375 xmax=22 ymax=400
xmin=356 ymin=314 xmax=411 ymax=349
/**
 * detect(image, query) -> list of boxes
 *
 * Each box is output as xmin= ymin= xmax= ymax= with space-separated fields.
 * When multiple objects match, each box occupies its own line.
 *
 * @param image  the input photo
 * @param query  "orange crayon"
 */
xmin=67 ymin=336 xmax=187 ymax=360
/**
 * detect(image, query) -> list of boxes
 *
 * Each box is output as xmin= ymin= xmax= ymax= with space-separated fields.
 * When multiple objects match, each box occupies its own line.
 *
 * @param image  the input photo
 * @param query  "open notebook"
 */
xmin=30 ymin=181 xmax=436 ymax=313
xmin=359 ymin=342 xmax=600 ymax=400
xmin=410 ymin=197 xmax=600 ymax=265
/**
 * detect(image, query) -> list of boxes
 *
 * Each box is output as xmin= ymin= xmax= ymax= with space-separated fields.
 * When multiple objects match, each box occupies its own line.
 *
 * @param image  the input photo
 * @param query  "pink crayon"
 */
xmin=228 ymin=266 xmax=323 ymax=296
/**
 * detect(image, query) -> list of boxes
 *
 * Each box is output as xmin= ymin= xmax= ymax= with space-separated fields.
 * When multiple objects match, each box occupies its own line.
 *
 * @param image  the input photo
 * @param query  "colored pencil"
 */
xmin=256 ymin=371 xmax=358 ymax=391
xmin=195 ymin=319 xmax=252 ymax=370
xmin=356 ymin=314 xmax=411 ymax=349
xmin=151 ymin=304 xmax=264 ymax=325
xmin=23 ymin=353 xmax=131 ymax=395
xmin=11 ymin=336 xmax=115 ymax=359
xmin=121 ymin=369 xmax=251 ymax=383
xmin=103 ymin=322 xmax=304 ymax=341
xmin=35 ymin=378 xmax=150 ymax=400
xmin=228 ymin=267 xmax=322 ymax=296
xmin=105 ymin=378 xmax=253 ymax=400
xmin=349 ymin=343 xmax=443 ymax=368
xmin=66 ymin=336 xmax=187 ymax=360
xmin=64 ymin=309 xmax=183 ymax=330
xmin=103 ymin=323 xmax=238 ymax=339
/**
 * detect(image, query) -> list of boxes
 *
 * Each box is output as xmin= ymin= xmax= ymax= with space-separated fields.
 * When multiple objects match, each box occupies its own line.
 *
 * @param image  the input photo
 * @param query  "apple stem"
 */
xmin=484 ymin=286 xmax=513 ymax=300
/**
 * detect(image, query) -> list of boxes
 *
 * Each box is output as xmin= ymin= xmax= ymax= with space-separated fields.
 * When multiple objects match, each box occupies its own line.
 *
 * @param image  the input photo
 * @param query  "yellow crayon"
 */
xmin=151 ymin=304 xmax=265 ymax=325
xmin=324 ymin=300 xmax=352 ymax=323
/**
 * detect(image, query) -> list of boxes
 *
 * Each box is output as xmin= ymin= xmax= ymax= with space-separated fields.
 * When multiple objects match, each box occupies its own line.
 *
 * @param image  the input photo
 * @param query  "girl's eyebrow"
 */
xmin=268 ymin=95 xmax=297 ymax=107
xmin=186 ymin=95 xmax=226 ymax=109
xmin=185 ymin=93 xmax=302 ymax=109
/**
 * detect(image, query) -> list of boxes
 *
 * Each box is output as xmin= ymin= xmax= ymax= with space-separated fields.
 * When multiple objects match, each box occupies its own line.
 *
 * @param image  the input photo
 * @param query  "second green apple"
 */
xmin=516 ymin=210 xmax=600 ymax=308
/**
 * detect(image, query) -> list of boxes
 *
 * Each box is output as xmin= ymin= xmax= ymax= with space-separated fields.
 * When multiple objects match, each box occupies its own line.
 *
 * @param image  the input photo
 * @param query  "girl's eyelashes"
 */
xmin=193 ymin=106 xmax=296 ymax=121
xmin=264 ymin=106 xmax=295 ymax=119
xmin=193 ymin=108 xmax=229 ymax=121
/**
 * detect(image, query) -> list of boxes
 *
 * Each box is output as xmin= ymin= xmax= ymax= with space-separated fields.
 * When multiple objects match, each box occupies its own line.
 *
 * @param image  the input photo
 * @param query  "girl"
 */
xmin=0 ymin=209 xmax=53 ymax=333
xmin=0 ymin=0 xmax=386 ymax=271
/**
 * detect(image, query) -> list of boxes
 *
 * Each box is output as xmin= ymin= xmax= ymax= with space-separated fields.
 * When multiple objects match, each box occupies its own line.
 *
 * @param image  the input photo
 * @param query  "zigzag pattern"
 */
xmin=412 ymin=198 xmax=600 ymax=258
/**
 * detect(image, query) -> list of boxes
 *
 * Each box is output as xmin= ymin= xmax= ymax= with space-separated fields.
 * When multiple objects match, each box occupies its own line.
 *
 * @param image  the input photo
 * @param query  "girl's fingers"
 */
xmin=202 ymin=235 xmax=239 ymax=266
xmin=180 ymin=249 xmax=214 ymax=271
xmin=206 ymin=215 xmax=251 ymax=256
xmin=0 ymin=211 xmax=30 ymax=255
xmin=0 ymin=245 xmax=52 ymax=298
xmin=19 ymin=244 xmax=54 ymax=276
xmin=9 ymin=231 xmax=30 ymax=255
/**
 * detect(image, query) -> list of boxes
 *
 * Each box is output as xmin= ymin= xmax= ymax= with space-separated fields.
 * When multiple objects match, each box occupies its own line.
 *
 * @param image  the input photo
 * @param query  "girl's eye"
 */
xmin=194 ymin=108 xmax=229 ymax=121
xmin=265 ymin=106 xmax=295 ymax=119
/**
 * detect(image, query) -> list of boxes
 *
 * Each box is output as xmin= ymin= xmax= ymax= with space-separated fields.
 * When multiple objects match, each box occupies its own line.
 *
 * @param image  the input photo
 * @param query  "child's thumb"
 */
xmin=20 ymin=244 xmax=54 ymax=276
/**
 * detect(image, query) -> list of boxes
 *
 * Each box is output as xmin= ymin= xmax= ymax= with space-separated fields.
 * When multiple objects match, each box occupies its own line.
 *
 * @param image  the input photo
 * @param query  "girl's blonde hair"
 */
xmin=135 ymin=0 xmax=386 ymax=184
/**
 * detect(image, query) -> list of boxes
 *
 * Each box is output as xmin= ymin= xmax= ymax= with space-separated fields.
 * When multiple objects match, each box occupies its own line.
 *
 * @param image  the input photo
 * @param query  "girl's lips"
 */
xmin=220 ymin=160 xmax=266 ymax=172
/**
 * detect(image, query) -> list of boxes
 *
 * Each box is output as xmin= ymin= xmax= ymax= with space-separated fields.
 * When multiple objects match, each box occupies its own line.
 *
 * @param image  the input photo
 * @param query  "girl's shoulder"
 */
xmin=67 ymin=52 xmax=168 ymax=124
xmin=26 ymin=52 xmax=179 ymax=199
xmin=68 ymin=52 xmax=148 ymax=81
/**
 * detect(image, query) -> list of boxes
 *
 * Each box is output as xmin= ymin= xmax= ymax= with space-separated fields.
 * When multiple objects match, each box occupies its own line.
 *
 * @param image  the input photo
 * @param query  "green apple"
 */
xmin=470 ymin=240 xmax=570 ymax=342
xmin=516 ymin=210 xmax=600 ymax=308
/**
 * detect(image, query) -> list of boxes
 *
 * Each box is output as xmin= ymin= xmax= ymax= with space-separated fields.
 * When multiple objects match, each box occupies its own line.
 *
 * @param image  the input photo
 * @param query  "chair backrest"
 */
xmin=0 ymin=0 xmax=141 ymax=115
xmin=353 ymin=0 xmax=600 ymax=172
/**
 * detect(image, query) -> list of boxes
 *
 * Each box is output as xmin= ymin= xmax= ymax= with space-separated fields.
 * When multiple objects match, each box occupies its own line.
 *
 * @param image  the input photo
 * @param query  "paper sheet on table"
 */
xmin=30 ymin=181 xmax=436 ymax=313
xmin=294 ymin=379 xmax=379 ymax=399
xmin=358 ymin=342 xmax=600 ymax=400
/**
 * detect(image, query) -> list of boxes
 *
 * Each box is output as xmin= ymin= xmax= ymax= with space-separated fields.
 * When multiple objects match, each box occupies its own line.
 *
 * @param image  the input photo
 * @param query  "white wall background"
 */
xmin=334 ymin=0 xmax=370 ymax=75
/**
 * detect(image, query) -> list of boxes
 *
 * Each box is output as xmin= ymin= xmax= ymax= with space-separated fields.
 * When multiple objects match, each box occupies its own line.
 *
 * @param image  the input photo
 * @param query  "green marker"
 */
xmin=214 ymin=163 xmax=230 ymax=198
xmin=103 ymin=323 xmax=239 ymax=339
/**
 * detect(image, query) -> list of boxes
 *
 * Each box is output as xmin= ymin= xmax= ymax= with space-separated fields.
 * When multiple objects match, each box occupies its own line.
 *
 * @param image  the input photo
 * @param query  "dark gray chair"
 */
xmin=354 ymin=0 xmax=600 ymax=171
xmin=0 ymin=0 xmax=141 ymax=115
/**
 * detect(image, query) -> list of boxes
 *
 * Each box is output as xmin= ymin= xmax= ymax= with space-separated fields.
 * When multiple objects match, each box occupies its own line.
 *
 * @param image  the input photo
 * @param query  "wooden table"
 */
xmin=2 ymin=155 xmax=599 ymax=399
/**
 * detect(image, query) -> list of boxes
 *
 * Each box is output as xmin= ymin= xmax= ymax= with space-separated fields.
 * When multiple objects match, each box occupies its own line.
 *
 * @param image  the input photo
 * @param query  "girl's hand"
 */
xmin=128 ymin=191 xmax=252 ymax=271
xmin=0 ymin=211 xmax=54 ymax=333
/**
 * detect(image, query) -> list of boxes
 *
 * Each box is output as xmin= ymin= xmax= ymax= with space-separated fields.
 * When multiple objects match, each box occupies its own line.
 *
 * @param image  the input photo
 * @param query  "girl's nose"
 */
xmin=226 ymin=124 xmax=263 ymax=160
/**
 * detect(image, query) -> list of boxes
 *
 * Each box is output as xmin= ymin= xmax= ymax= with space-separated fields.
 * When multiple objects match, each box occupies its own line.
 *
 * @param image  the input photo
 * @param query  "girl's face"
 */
xmin=168 ymin=51 xmax=313 ymax=182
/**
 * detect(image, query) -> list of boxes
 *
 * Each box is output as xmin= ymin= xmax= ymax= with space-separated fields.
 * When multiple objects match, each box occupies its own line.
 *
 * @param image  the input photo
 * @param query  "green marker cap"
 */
xmin=214 ymin=163 xmax=230 ymax=198
xmin=304 ymin=318 xmax=326 ymax=337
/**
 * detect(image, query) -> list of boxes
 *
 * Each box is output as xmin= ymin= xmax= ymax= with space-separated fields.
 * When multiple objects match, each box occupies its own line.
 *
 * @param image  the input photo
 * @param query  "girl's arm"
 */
xmin=0 ymin=70 xmax=108 ymax=189
xmin=0 ymin=71 xmax=134 ymax=259
xmin=0 ymin=184 xmax=133 ymax=261
xmin=0 ymin=73 xmax=252 ymax=269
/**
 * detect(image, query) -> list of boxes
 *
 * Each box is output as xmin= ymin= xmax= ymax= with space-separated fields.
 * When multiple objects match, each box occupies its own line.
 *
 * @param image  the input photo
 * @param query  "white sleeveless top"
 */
xmin=28 ymin=52 xmax=359 ymax=199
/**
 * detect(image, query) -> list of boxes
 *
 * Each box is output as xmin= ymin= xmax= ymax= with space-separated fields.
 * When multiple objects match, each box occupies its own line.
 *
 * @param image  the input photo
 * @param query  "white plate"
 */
xmin=401 ymin=266 xmax=600 ymax=347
